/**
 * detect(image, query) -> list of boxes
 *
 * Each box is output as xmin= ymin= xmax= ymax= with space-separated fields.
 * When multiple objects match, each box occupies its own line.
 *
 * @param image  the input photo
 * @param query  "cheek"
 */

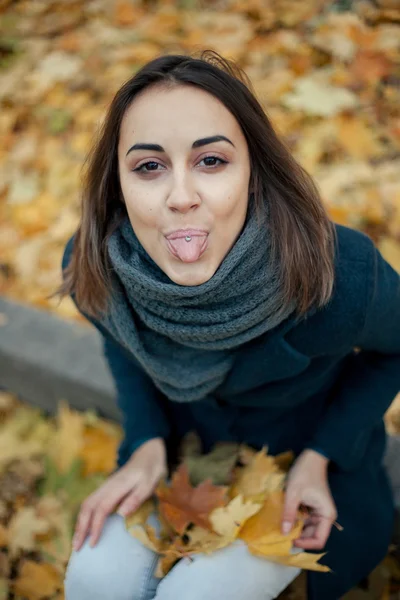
xmin=121 ymin=182 xmax=158 ymax=223
xmin=213 ymin=190 xmax=248 ymax=220
xmin=126 ymin=200 xmax=159 ymax=229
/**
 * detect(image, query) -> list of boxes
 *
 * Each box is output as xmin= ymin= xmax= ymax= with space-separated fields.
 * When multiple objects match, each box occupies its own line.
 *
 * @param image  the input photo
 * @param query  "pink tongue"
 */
xmin=169 ymin=236 xmax=206 ymax=262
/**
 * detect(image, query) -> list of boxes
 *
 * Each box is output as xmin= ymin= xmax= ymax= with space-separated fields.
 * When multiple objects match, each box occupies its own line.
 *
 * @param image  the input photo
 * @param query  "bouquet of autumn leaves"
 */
xmin=123 ymin=433 xmax=334 ymax=578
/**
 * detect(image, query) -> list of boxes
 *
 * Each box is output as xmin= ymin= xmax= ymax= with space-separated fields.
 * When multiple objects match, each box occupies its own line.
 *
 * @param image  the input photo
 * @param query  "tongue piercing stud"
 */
xmin=185 ymin=236 xmax=192 ymax=242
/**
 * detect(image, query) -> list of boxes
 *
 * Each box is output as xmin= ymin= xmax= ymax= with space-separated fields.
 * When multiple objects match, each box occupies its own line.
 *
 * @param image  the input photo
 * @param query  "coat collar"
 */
xmin=217 ymin=312 xmax=311 ymax=395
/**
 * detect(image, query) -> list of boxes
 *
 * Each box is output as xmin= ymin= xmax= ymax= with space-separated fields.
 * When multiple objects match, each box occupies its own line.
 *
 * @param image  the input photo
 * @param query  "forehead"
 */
xmin=119 ymin=84 xmax=244 ymax=146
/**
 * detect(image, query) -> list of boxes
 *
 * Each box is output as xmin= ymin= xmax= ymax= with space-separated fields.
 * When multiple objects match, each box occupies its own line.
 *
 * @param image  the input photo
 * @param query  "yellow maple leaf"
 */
xmin=80 ymin=425 xmax=120 ymax=476
xmin=7 ymin=507 xmax=52 ymax=560
xmin=239 ymin=490 xmax=302 ymax=546
xmin=379 ymin=237 xmax=400 ymax=275
xmin=128 ymin=523 xmax=165 ymax=554
xmin=11 ymin=560 xmax=62 ymax=600
xmin=231 ymin=447 xmax=286 ymax=500
xmin=35 ymin=495 xmax=75 ymax=567
xmin=125 ymin=497 xmax=156 ymax=526
xmin=0 ymin=404 xmax=53 ymax=474
xmin=385 ymin=391 xmax=400 ymax=435
xmin=239 ymin=490 xmax=330 ymax=573
xmin=48 ymin=400 xmax=85 ymax=474
xmin=0 ymin=430 xmax=44 ymax=474
xmin=155 ymin=550 xmax=183 ymax=579
xmin=0 ymin=524 xmax=8 ymax=547
xmin=274 ymin=450 xmax=295 ymax=473
xmin=210 ymin=494 xmax=263 ymax=538
xmin=126 ymin=498 xmax=173 ymax=565
xmin=261 ymin=551 xmax=331 ymax=573
xmin=335 ymin=114 xmax=382 ymax=161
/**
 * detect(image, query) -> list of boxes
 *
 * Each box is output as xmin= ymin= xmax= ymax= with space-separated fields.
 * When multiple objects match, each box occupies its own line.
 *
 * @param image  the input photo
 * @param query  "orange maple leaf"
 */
xmin=156 ymin=464 xmax=228 ymax=535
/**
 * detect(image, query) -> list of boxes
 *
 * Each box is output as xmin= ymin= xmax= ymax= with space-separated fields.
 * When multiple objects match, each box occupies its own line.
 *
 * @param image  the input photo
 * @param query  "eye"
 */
xmin=132 ymin=155 xmax=228 ymax=175
xmin=133 ymin=161 xmax=164 ymax=173
xmin=198 ymin=155 xmax=228 ymax=168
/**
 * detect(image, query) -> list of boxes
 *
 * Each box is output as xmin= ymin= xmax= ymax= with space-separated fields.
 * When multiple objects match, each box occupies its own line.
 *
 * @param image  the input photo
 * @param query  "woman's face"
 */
xmin=118 ymin=84 xmax=251 ymax=286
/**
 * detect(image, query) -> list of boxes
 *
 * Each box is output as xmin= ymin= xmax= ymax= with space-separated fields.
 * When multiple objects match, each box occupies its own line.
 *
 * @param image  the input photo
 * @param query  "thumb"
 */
xmin=282 ymin=487 xmax=301 ymax=535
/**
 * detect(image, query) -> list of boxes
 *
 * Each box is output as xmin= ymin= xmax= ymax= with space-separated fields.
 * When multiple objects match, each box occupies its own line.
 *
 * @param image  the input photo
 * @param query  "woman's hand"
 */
xmin=72 ymin=437 xmax=167 ymax=551
xmin=281 ymin=449 xmax=337 ymax=550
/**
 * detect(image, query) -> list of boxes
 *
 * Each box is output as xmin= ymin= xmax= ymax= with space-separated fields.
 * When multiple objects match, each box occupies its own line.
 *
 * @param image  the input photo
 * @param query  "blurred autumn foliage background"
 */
xmin=1 ymin=0 xmax=400 ymax=598
xmin=1 ymin=0 xmax=400 ymax=322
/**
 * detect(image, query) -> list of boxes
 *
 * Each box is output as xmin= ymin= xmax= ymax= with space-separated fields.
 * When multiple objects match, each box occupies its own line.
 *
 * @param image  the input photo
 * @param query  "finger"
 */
xmin=117 ymin=482 xmax=151 ymax=517
xmin=314 ymin=515 xmax=335 ymax=548
xmin=294 ymin=516 xmax=334 ymax=550
xmin=88 ymin=505 xmax=111 ymax=548
xmin=89 ymin=482 xmax=140 ymax=547
xmin=293 ymin=524 xmax=317 ymax=548
xmin=73 ymin=469 xmax=136 ymax=550
xmin=298 ymin=523 xmax=317 ymax=540
xmin=282 ymin=488 xmax=301 ymax=535
xmin=73 ymin=504 xmax=94 ymax=551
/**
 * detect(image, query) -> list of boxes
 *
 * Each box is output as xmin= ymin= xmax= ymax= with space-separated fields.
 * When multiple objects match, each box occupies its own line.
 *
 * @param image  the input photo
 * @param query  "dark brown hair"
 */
xmin=54 ymin=49 xmax=337 ymax=320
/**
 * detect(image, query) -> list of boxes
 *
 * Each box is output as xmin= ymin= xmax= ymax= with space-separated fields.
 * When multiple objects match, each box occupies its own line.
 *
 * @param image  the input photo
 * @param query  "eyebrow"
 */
xmin=125 ymin=135 xmax=235 ymax=157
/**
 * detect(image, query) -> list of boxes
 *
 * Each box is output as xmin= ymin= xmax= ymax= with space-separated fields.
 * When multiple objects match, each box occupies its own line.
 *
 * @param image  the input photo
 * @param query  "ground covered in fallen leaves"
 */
xmin=1 ymin=0 xmax=400 ymax=598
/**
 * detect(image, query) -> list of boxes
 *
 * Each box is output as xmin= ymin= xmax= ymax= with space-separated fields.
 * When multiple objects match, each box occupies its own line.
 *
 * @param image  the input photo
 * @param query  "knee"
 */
xmin=64 ymin=513 xmax=159 ymax=600
xmin=154 ymin=541 xmax=300 ymax=600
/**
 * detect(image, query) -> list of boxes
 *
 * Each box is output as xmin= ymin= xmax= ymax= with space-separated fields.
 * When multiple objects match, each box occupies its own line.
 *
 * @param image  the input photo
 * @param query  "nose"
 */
xmin=166 ymin=174 xmax=201 ymax=214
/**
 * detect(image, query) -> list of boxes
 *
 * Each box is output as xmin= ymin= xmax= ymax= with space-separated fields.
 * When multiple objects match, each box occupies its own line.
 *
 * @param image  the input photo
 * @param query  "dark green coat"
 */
xmin=63 ymin=222 xmax=400 ymax=599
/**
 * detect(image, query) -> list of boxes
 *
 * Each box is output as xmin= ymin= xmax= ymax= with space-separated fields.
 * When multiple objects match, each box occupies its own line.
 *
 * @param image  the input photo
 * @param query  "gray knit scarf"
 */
xmin=102 ymin=200 xmax=297 ymax=402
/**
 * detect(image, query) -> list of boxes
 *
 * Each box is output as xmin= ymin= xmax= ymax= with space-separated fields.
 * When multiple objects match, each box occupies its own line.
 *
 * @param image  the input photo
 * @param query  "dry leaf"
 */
xmin=230 ymin=447 xmax=286 ymax=500
xmin=156 ymin=464 xmax=228 ymax=534
xmin=80 ymin=425 xmax=120 ymax=476
xmin=47 ymin=400 xmax=85 ymax=474
xmin=351 ymin=50 xmax=394 ymax=86
xmin=385 ymin=392 xmax=400 ymax=435
xmin=35 ymin=495 xmax=74 ymax=567
xmin=128 ymin=524 xmax=165 ymax=554
xmin=0 ymin=578 xmax=9 ymax=600
xmin=0 ymin=525 xmax=8 ymax=547
xmin=378 ymin=237 xmax=400 ymax=274
xmin=125 ymin=498 xmax=157 ymax=528
xmin=210 ymin=494 xmax=263 ymax=539
xmin=239 ymin=490 xmax=303 ymax=548
xmin=11 ymin=559 xmax=62 ymax=599
xmin=265 ymin=550 xmax=331 ymax=573
xmin=239 ymin=490 xmax=330 ymax=572
xmin=7 ymin=507 xmax=51 ymax=559
xmin=282 ymin=72 xmax=359 ymax=117
xmin=0 ymin=430 xmax=44 ymax=473
xmin=335 ymin=114 xmax=382 ymax=160
xmin=183 ymin=441 xmax=240 ymax=486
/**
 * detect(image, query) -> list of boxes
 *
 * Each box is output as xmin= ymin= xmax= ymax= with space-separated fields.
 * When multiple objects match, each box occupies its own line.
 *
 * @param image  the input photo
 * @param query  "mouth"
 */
xmin=165 ymin=231 xmax=209 ymax=263
xmin=165 ymin=228 xmax=209 ymax=240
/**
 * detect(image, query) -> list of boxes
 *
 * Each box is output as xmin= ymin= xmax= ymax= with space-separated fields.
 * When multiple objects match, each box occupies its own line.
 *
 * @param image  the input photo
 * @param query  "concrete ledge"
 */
xmin=0 ymin=296 xmax=121 ymax=423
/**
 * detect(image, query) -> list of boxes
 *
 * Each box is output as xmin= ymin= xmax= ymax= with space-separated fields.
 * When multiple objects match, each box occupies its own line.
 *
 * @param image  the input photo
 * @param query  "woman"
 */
xmin=58 ymin=51 xmax=399 ymax=599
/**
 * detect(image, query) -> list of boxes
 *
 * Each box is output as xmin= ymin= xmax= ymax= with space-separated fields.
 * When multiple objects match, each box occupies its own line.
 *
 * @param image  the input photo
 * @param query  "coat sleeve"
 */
xmin=306 ymin=241 xmax=400 ymax=471
xmin=101 ymin=333 xmax=171 ymax=468
xmin=61 ymin=236 xmax=171 ymax=469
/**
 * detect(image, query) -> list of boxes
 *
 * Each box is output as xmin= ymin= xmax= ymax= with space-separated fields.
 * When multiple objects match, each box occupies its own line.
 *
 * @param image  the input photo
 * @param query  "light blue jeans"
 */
xmin=64 ymin=512 xmax=301 ymax=600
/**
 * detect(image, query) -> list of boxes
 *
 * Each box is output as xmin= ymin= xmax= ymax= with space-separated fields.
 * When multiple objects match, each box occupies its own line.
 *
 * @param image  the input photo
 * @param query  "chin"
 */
xmin=165 ymin=262 xmax=217 ymax=287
